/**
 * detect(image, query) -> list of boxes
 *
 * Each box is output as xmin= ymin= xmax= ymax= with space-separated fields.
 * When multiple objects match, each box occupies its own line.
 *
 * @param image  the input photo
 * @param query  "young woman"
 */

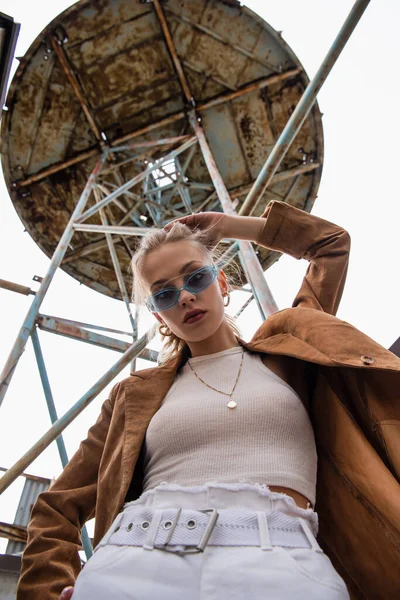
xmin=17 ymin=201 xmax=400 ymax=600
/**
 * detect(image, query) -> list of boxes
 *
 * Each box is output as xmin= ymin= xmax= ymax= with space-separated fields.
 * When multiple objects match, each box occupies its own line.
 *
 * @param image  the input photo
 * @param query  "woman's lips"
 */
xmin=184 ymin=311 xmax=206 ymax=324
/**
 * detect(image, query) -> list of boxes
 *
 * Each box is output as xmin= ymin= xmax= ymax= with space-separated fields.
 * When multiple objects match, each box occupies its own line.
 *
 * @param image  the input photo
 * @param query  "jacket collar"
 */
xmin=150 ymin=308 xmax=400 ymax=375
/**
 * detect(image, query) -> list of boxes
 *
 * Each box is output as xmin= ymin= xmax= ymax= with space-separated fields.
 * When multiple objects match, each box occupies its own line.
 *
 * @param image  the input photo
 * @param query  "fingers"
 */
xmin=163 ymin=214 xmax=200 ymax=231
xmin=60 ymin=586 xmax=74 ymax=599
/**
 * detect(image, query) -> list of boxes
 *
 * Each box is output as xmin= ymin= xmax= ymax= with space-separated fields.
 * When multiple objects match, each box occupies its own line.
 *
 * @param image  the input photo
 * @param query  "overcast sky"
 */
xmin=0 ymin=0 xmax=399 ymax=551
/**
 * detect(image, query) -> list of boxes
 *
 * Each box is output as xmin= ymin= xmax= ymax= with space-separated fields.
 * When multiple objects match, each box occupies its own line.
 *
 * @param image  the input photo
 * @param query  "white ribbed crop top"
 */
xmin=143 ymin=346 xmax=317 ymax=505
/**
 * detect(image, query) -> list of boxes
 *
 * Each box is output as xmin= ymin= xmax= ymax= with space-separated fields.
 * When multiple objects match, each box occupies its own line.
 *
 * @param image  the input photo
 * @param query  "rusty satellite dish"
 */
xmin=1 ymin=0 xmax=323 ymax=300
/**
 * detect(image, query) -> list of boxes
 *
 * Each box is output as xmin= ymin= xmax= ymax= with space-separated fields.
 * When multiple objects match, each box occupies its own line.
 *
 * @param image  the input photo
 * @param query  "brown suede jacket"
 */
xmin=18 ymin=201 xmax=400 ymax=600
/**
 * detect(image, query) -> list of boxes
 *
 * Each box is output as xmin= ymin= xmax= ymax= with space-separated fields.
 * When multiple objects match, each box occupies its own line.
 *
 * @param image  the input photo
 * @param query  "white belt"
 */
xmin=97 ymin=507 xmax=322 ymax=555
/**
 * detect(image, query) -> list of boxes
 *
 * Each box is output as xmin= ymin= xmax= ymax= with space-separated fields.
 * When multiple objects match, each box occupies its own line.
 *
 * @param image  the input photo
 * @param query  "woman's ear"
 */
xmin=217 ymin=269 xmax=229 ymax=296
xmin=153 ymin=312 xmax=164 ymax=325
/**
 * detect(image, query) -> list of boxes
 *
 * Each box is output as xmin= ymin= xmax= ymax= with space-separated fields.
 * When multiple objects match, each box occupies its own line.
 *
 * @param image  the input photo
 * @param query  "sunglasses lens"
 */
xmin=152 ymin=288 xmax=178 ymax=311
xmin=187 ymin=266 xmax=216 ymax=292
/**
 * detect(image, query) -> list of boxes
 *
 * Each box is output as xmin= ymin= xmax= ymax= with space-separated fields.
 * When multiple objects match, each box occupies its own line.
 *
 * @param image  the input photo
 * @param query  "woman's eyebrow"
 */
xmin=150 ymin=261 xmax=202 ymax=290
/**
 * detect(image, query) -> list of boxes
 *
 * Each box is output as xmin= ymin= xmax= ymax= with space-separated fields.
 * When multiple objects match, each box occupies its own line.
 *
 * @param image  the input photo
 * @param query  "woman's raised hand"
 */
xmin=163 ymin=212 xmax=264 ymax=246
xmin=59 ymin=586 xmax=74 ymax=599
xmin=163 ymin=212 xmax=231 ymax=246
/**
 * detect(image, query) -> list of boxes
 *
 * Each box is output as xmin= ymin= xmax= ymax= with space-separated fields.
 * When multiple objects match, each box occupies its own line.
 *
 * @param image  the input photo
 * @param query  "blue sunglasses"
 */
xmin=146 ymin=264 xmax=218 ymax=312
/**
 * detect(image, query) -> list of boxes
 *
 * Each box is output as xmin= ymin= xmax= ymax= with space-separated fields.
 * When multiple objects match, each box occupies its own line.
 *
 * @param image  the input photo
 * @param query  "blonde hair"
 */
xmin=131 ymin=222 xmax=241 ymax=364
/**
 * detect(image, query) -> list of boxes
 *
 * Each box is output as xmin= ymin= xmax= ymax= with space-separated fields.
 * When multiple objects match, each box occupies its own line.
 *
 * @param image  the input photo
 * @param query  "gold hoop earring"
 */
xmin=159 ymin=323 xmax=172 ymax=337
xmin=223 ymin=292 xmax=230 ymax=307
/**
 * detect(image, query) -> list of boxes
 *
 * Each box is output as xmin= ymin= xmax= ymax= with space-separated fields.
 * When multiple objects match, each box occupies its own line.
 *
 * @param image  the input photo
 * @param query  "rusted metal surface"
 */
xmin=35 ymin=314 xmax=158 ymax=361
xmin=51 ymin=35 xmax=103 ymax=142
xmin=1 ymin=0 xmax=323 ymax=300
xmin=153 ymin=0 xmax=193 ymax=103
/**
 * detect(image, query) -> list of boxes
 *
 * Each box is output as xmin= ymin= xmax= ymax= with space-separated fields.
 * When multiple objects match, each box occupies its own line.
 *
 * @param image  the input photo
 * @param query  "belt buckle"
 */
xmin=158 ymin=508 xmax=219 ymax=555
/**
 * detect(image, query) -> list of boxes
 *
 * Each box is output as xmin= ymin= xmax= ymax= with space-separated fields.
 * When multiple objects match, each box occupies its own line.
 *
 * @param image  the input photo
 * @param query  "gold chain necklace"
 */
xmin=188 ymin=348 xmax=244 ymax=409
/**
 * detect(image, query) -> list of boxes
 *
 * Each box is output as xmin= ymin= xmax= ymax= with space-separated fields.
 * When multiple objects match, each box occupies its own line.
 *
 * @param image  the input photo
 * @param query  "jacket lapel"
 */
xmin=121 ymin=361 xmax=179 ymax=496
xmin=248 ymin=308 xmax=400 ymax=370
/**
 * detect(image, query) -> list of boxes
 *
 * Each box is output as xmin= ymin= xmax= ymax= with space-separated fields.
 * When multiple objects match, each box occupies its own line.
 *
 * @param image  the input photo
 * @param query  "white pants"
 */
xmin=73 ymin=483 xmax=349 ymax=599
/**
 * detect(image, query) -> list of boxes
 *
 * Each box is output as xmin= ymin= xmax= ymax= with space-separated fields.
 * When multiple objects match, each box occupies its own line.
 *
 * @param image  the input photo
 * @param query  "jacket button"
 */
xmin=361 ymin=355 xmax=374 ymax=365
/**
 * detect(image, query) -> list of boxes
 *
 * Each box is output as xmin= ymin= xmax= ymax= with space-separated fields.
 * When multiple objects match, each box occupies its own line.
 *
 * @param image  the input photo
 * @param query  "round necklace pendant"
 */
xmin=227 ymin=400 xmax=237 ymax=409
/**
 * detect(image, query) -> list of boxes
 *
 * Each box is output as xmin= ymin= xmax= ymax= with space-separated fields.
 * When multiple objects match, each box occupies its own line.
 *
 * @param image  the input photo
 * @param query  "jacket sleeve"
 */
xmin=256 ymin=200 xmax=351 ymax=315
xmin=17 ymin=382 xmax=120 ymax=600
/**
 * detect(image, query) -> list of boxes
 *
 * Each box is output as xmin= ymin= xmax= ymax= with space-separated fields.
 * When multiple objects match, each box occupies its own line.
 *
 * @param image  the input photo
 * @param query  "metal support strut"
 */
xmin=31 ymin=328 xmax=93 ymax=558
xmin=240 ymin=0 xmax=371 ymax=217
xmin=189 ymin=112 xmax=279 ymax=319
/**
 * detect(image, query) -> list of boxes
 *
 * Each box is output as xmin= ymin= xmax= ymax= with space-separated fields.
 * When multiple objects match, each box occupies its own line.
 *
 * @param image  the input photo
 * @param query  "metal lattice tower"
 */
xmin=0 ymin=0 xmax=370 ymax=559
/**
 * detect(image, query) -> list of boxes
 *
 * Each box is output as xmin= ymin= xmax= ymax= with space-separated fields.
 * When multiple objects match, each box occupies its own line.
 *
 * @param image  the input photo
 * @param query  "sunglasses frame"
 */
xmin=146 ymin=264 xmax=218 ymax=313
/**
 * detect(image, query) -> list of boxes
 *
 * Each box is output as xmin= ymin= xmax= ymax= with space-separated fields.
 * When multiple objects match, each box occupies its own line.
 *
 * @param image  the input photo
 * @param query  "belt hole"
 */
xmin=141 ymin=520 xmax=151 ymax=530
xmin=163 ymin=520 xmax=173 ymax=530
xmin=114 ymin=526 xmax=120 ymax=533
xmin=186 ymin=519 xmax=196 ymax=529
xmin=127 ymin=523 xmax=133 ymax=531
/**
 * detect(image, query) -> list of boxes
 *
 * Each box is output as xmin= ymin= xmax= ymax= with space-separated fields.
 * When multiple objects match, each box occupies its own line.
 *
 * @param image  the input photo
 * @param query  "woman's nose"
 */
xmin=178 ymin=287 xmax=196 ymax=307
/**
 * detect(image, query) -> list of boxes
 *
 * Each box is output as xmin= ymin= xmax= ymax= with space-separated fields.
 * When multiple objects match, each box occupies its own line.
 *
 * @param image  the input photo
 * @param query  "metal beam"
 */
xmin=153 ymin=0 xmax=193 ymax=103
xmin=15 ymin=148 xmax=99 ymax=188
xmin=31 ymin=329 xmax=69 ymax=466
xmin=51 ymin=36 xmax=103 ymax=142
xmin=189 ymin=111 xmax=278 ymax=318
xmin=75 ymin=137 xmax=197 ymax=224
xmin=73 ymin=224 xmax=152 ymax=236
xmin=0 ymin=157 xmax=107 ymax=406
xmin=0 ymin=278 xmax=36 ymax=296
xmin=36 ymin=316 xmax=130 ymax=353
xmin=239 ymin=0 xmax=371 ymax=216
xmin=111 ymin=135 xmax=192 ymax=153
xmin=62 ymin=236 xmax=122 ymax=264
xmin=93 ymin=187 xmax=136 ymax=333
xmin=31 ymin=328 xmax=93 ymax=557
xmin=234 ymin=294 xmax=254 ymax=319
xmin=63 ymin=161 xmax=319 ymax=265
xmin=198 ymin=68 xmax=300 ymax=112
xmin=0 ymin=326 xmax=156 ymax=494
xmin=15 ymin=67 xmax=300 ymax=190
xmin=229 ymin=162 xmax=321 ymax=201
xmin=109 ymin=112 xmax=186 ymax=148
xmin=0 ymin=522 xmax=27 ymax=543
xmin=216 ymin=242 xmax=239 ymax=268
xmin=38 ymin=314 xmax=133 ymax=337
xmin=36 ymin=315 xmax=159 ymax=362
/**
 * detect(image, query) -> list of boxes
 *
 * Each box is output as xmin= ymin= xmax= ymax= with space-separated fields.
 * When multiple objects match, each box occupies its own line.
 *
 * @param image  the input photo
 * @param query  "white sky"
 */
xmin=0 ymin=0 xmax=399 ymax=552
